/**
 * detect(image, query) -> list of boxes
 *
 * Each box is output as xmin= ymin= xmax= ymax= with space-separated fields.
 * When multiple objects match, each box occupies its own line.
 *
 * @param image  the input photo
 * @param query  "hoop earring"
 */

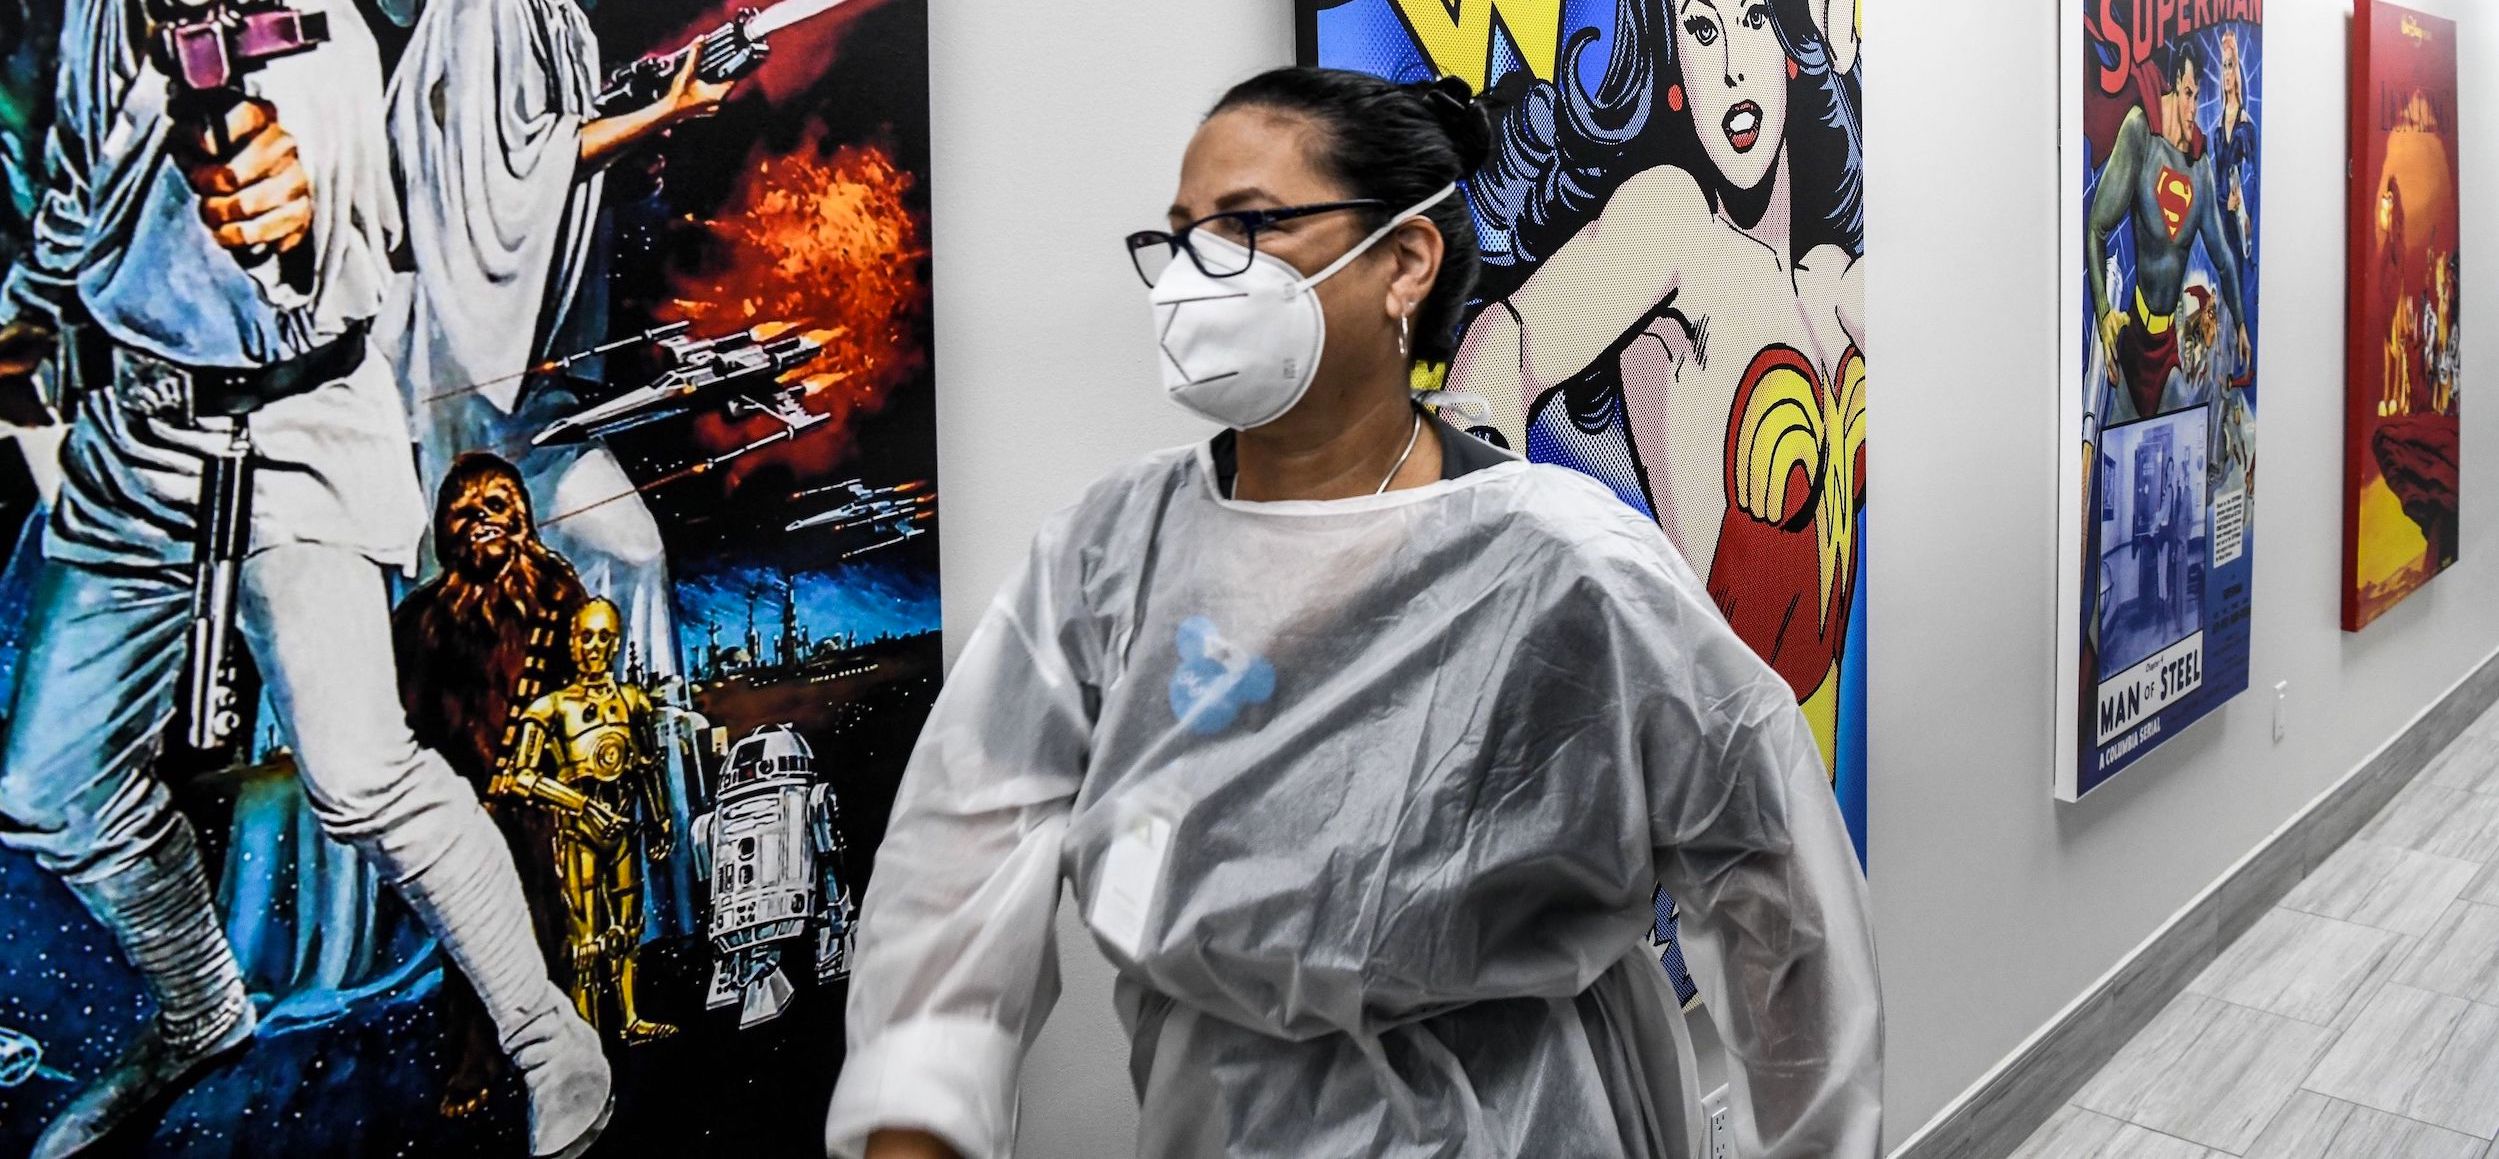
xmin=1667 ymin=84 xmax=1685 ymax=112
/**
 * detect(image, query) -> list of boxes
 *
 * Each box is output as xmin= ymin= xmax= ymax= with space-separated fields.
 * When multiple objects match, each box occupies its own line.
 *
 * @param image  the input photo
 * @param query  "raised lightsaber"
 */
xmin=595 ymin=0 xmax=861 ymax=115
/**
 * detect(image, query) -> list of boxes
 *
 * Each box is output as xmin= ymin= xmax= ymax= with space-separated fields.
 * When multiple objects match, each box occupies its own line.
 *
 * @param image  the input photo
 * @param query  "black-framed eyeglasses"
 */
xmin=1125 ymin=200 xmax=1386 ymax=287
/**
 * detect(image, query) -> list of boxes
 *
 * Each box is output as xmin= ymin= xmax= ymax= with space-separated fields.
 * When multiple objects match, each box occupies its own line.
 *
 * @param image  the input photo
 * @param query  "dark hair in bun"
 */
xmin=1211 ymin=67 xmax=1489 ymax=364
xmin=1410 ymin=74 xmax=1498 ymax=171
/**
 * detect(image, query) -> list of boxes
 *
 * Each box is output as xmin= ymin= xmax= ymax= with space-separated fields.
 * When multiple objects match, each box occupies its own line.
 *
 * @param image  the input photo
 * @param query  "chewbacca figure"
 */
xmin=393 ymin=452 xmax=590 ymax=1117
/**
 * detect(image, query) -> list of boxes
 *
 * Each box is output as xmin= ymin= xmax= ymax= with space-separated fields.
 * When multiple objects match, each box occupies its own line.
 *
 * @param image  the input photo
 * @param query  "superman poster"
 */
xmin=0 ymin=0 xmax=939 ymax=1152
xmin=2344 ymin=0 xmax=2459 ymax=632
xmin=2059 ymin=1 xmax=2262 ymax=798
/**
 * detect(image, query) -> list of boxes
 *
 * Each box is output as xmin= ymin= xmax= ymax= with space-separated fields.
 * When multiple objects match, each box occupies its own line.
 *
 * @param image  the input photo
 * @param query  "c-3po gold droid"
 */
xmin=492 ymin=598 xmax=680 ymax=1045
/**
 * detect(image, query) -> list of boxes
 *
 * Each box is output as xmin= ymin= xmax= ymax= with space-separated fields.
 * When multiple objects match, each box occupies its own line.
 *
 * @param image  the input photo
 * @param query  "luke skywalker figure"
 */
xmin=0 ymin=0 xmax=610 ymax=1152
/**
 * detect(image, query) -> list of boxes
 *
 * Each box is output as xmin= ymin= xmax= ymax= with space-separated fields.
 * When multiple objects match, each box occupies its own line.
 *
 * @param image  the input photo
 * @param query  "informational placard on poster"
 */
xmin=2057 ymin=1 xmax=2263 ymax=799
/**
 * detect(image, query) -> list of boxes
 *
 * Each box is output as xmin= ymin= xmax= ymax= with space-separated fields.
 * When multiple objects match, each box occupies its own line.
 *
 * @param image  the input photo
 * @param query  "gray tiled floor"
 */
xmin=2015 ymin=707 xmax=2499 ymax=1158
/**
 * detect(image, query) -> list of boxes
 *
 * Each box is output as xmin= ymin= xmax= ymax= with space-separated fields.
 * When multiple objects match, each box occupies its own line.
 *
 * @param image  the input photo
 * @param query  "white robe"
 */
xmin=827 ymin=446 xmax=1885 ymax=1159
xmin=381 ymin=0 xmax=675 ymax=673
xmin=0 ymin=0 xmax=422 ymax=571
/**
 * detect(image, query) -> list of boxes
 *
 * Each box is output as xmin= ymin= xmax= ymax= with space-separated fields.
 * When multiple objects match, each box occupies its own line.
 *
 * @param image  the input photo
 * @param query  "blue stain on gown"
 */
xmin=1170 ymin=617 xmax=1277 ymax=736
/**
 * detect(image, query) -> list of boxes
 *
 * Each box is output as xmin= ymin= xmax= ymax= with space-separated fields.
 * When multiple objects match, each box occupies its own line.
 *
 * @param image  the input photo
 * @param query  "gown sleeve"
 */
xmin=1605 ymin=524 xmax=1884 ymax=1158
xmin=824 ymin=526 xmax=1097 ymax=1159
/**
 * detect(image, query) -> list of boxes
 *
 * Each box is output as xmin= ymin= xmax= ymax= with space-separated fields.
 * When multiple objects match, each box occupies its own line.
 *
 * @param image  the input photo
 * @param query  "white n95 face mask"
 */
xmin=1149 ymin=185 xmax=1456 ymax=430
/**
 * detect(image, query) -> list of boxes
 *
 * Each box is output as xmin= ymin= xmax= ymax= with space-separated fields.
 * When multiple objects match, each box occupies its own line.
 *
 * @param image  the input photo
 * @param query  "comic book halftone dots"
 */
xmin=1170 ymin=616 xmax=1277 ymax=736
xmin=1386 ymin=0 xmax=1562 ymax=97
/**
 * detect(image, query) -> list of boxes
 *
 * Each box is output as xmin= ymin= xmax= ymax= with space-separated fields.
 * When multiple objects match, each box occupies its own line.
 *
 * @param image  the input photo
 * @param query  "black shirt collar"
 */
xmin=1210 ymin=408 xmax=1518 ymax=499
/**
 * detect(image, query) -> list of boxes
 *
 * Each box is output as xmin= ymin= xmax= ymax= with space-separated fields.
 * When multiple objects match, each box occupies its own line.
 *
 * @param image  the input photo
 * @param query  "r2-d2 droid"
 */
xmin=692 ymin=724 xmax=857 ymax=1028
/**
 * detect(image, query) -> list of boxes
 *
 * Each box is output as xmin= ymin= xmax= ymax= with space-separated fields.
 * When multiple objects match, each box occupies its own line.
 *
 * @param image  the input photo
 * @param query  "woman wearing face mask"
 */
xmin=825 ymin=68 xmax=1881 ymax=1159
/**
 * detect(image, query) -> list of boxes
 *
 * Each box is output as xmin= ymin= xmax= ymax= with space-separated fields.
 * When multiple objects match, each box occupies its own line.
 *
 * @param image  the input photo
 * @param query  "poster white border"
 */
xmin=2055 ymin=0 xmax=2087 ymax=802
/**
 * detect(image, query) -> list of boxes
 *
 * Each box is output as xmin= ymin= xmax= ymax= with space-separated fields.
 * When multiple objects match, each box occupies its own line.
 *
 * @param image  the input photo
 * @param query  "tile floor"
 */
xmin=2014 ymin=715 xmax=2499 ymax=1158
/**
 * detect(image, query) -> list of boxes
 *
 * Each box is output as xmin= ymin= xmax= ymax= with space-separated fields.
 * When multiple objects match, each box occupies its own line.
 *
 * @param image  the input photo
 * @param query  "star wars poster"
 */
xmin=2344 ymin=0 xmax=2458 ymax=633
xmin=1299 ymin=0 xmax=1868 ymax=992
xmin=2058 ymin=1 xmax=2261 ymax=798
xmin=0 ymin=0 xmax=939 ymax=1151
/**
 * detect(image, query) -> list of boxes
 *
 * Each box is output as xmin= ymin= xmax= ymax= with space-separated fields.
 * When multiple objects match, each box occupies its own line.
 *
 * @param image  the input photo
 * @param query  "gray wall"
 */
xmin=1872 ymin=0 xmax=2499 ymax=1148
xmin=912 ymin=1 xmax=2499 ymax=1154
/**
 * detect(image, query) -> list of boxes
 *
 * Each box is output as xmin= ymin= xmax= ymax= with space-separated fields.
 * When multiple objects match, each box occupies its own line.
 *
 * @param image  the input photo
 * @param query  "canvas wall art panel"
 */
xmin=1302 ymin=0 xmax=1867 ymax=856
xmin=0 ymin=0 xmax=939 ymax=1150
xmin=2058 ymin=0 xmax=2262 ymax=799
xmin=2345 ymin=0 xmax=2460 ymax=632
xmin=1301 ymin=0 xmax=1868 ymax=995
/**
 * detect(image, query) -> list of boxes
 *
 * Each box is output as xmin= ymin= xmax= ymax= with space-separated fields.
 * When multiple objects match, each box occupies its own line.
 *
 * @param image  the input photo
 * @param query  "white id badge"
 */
xmin=1087 ymin=812 xmax=1173 ymax=960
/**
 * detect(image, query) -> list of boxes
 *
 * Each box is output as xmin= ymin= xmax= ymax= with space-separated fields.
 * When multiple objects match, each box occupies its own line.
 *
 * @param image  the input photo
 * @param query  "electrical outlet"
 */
xmin=1703 ymin=1084 xmax=1733 ymax=1159
xmin=2273 ymin=681 xmax=2289 ymax=743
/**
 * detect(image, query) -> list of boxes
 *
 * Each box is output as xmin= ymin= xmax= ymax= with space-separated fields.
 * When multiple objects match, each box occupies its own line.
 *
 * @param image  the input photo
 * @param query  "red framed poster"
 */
xmin=2345 ymin=0 xmax=2461 ymax=631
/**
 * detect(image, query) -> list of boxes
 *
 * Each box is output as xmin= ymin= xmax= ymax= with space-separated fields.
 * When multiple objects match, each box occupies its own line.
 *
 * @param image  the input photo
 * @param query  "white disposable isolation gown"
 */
xmin=824 ymin=444 xmax=1882 ymax=1158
